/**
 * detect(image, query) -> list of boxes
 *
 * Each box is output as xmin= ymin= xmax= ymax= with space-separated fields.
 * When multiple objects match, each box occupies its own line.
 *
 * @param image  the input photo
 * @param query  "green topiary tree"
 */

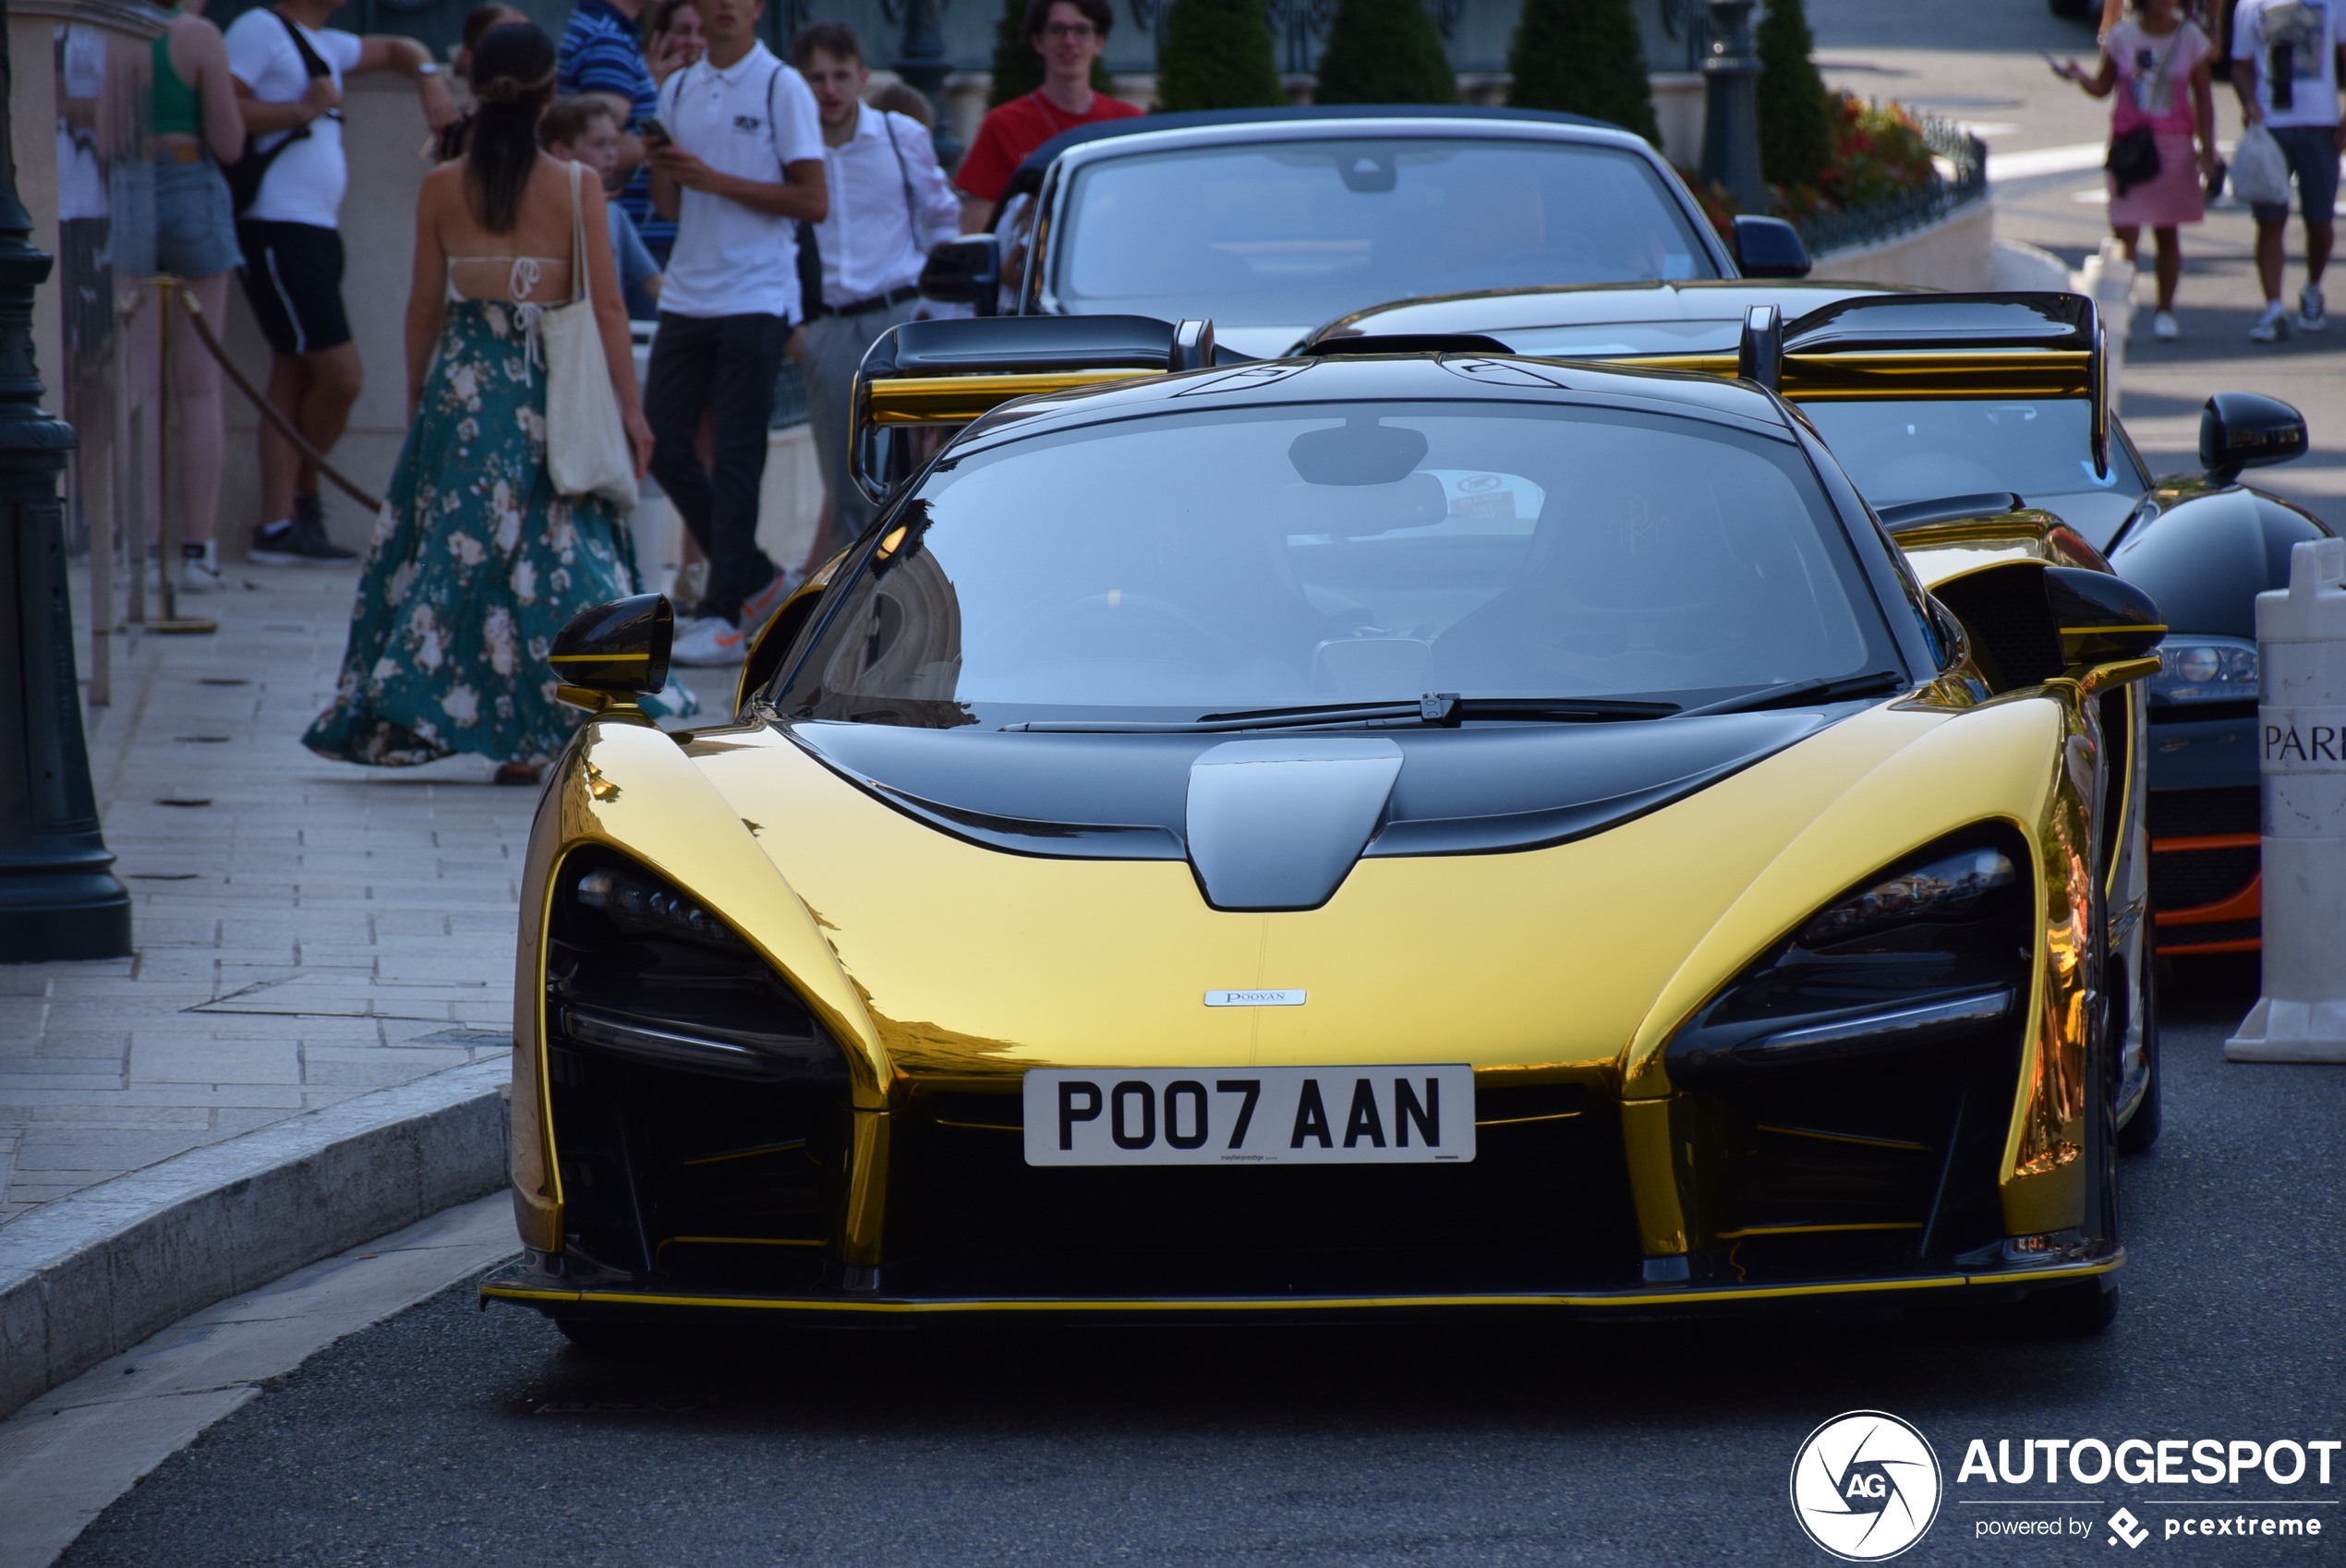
xmin=1755 ymin=0 xmax=1832 ymax=189
xmin=1505 ymin=0 xmax=1660 ymax=147
xmin=1311 ymin=0 xmax=1459 ymax=105
xmin=988 ymin=0 xmax=1118 ymax=106
xmin=1158 ymin=0 xmax=1287 ymax=111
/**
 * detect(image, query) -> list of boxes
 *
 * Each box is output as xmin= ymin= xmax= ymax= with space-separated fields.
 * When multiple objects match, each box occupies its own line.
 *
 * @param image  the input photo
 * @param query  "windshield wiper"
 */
xmin=1673 ymin=670 xmax=1905 ymax=718
xmin=1001 ymin=694 xmax=1679 ymax=734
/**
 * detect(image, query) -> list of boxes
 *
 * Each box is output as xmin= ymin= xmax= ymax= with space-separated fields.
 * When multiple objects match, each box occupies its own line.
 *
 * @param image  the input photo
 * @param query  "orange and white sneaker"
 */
xmin=670 ymin=614 xmax=748 ymax=667
xmin=737 ymin=565 xmax=804 ymax=633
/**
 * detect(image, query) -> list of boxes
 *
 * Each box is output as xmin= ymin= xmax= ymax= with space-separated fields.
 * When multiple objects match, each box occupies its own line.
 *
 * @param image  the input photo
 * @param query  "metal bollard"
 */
xmin=2225 ymin=537 xmax=2346 ymax=1062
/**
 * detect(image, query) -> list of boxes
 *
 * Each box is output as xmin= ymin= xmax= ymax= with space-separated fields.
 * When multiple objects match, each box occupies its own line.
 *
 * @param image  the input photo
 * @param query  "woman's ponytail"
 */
xmin=466 ymin=22 xmax=558 ymax=233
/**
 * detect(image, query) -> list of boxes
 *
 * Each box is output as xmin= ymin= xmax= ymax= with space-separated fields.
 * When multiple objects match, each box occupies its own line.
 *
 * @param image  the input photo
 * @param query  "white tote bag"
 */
xmin=2231 ymin=124 xmax=2292 ymax=209
xmin=540 ymin=162 xmax=638 ymax=512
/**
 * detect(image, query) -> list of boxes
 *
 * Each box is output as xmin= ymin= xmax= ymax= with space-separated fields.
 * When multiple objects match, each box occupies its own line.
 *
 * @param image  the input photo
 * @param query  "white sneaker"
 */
xmin=2249 ymin=303 xmax=2290 ymax=343
xmin=2299 ymin=283 xmax=2327 ymax=331
xmin=669 ymin=614 xmax=748 ymax=667
xmin=2151 ymin=310 xmax=2180 ymax=340
xmin=177 ymin=542 xmax=228 ymax=594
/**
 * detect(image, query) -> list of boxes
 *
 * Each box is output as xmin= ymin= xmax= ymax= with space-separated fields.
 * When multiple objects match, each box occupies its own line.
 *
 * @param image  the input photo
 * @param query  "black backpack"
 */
xmin=224 ymin=10 xmax=339 ymax=217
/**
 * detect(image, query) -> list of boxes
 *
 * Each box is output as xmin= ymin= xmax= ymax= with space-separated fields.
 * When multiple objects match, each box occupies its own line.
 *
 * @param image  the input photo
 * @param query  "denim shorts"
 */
xmin=2250 ymin=124 xmax=2343 ymax=225
xmin=153 ymin=154 xmax=241 ymax=278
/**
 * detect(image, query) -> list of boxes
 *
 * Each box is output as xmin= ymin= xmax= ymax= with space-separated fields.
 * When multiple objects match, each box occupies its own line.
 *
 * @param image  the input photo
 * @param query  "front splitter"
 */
xmin=478 ymin=1249 xmax=2121 ymax=1324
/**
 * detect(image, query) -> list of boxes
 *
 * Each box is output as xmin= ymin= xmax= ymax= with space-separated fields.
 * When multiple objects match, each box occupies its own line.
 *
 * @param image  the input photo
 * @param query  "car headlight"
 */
xmin=550 ymin=849 xmax=843 ymax=1083
xmin=2148 ymin=635 xmax=2257 ymax=706
xmin=1670 ymin=830 xmax=2031 ymax=1081
xmin=574 ymin=865 xmax=748 ymax=952
xmin=1795 ymin=846 xmax=2016 ymax=948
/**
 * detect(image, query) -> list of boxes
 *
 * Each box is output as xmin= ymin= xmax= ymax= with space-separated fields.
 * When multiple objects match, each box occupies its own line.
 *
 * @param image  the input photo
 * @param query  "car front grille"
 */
xmin=2146 ymin=786 xmax=2258 ymax=839
xmin=2156 ymin=917 xmax=2260 ymax=949
xmin=1676 ymin=1023 xmax=2025 ymax=1283
xmin=546 ymin=1042 xmax=850 ymax=1293
xmin=884 ymin=1084 xmax=1645 ymax=1297
xmin=2149 ymin=845 xmax=2259 ymax=912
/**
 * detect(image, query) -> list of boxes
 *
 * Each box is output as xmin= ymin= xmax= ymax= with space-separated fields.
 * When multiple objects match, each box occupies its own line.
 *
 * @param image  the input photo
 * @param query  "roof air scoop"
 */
xmin=1185 ymin=739 xmax=1404 ymax=911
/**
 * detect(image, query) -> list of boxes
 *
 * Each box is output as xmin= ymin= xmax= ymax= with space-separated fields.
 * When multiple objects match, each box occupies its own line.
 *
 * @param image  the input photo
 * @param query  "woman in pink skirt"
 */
xmin=2054 ymin=0 xmax=2220 ymax=339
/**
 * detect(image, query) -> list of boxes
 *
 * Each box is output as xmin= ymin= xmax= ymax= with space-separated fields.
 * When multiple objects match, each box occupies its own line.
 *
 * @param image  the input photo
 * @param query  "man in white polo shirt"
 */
xmin=647 ymin=0 xmax=827 ymax=666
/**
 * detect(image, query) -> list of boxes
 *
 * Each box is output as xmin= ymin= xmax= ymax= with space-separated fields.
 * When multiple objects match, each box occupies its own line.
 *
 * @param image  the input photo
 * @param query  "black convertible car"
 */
xmin=1305 ymin=283 xmax=2330 ymax=960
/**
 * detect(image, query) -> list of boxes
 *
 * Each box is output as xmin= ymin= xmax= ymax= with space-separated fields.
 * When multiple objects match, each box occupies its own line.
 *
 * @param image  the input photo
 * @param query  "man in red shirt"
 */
xmin=955 ymin=0 xmax=1140 ymax=232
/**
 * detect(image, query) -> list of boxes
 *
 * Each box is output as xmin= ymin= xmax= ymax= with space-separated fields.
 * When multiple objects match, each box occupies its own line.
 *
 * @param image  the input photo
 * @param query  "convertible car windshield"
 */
xmin=1053 ymin=139 xmax=1718 ymax=332
xmin=776 ymin=402 xmax=1892 ymax=729
xmin=1801 ymin=398 xmax=2152 ymax=547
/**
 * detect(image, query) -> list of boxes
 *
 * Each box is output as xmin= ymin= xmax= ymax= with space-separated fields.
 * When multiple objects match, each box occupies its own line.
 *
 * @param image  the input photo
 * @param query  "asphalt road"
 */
xmin=58 ymin=967 xmax=2346 ymax=1568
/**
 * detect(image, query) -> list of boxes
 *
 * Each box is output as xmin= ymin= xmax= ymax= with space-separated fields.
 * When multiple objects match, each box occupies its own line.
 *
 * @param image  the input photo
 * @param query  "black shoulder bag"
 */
xmin=2105 ymin=30 xmax=2184 ymax=196
xmin=224 ymin=10 xmax=338 ymax=217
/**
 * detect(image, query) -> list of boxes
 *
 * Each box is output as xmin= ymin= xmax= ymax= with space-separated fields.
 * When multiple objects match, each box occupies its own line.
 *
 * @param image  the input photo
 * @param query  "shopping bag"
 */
xmin=541 ymin=162 xmax=638 ymax=512
xmin=2231 ymin=124 xmax=2292 ymax=207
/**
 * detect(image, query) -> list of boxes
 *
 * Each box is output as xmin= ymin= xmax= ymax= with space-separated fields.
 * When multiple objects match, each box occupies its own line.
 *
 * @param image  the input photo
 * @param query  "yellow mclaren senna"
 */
xmin=481 ymin=310 xmax=2164 ymax=1339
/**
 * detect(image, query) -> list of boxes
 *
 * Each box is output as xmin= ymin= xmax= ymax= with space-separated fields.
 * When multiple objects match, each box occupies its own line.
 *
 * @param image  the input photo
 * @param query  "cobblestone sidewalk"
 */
xmin=0 ymin=565 xmax=528 ymax=1228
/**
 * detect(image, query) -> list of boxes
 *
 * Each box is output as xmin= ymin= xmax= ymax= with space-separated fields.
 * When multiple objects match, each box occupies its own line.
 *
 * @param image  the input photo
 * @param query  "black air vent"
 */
xmin=1932 ymin=567 xmax=2064 ymax=691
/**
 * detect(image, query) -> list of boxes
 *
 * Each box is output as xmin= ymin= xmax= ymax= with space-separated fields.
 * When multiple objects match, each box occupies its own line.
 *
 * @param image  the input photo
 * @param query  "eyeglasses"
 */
xmin=1039 ymin=22 xmax=1096 ymax=39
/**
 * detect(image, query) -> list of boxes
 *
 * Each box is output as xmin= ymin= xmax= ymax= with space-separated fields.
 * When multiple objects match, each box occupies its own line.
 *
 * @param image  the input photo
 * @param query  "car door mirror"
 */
xmin=2201 ymin=391 xmax=2307 ymax=484
xmin=1732 ymin=215 xmax=1812 ymax=279
xmin=920 ymin=235 xmax=1001 ymax=316
xmin=2045 ymin=565 xmax=2165 ymax=668
xmin=550 ymin=593 xmax=672 ymax=712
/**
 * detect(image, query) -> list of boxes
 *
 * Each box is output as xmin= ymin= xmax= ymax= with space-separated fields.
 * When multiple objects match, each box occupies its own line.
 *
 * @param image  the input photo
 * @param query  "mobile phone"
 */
xmin=638 ymin=118 xmax=671 ymax=146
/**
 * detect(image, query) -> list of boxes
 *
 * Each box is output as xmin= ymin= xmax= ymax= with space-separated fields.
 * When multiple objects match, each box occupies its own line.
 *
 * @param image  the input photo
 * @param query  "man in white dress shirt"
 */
xmin=792 ymin=23 xmax=960 ymax=561
xmin=645 ymin=0 xmax=827 ymax=667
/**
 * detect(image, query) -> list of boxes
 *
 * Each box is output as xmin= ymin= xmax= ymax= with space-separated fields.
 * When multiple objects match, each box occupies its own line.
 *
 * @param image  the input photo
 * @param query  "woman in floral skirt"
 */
xmin=2054 ymin=0 xmax=2220 ymax=340
xmin=305 ymin=22 xmax=669 ymax=785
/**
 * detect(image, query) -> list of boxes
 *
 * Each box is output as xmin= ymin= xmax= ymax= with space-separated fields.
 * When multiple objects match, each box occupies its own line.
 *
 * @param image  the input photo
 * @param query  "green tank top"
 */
xmin=151 ymin=16 xmax=202 ymax=139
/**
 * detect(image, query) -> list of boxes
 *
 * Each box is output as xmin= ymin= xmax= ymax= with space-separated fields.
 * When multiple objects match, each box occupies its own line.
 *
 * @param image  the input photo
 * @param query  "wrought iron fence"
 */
xmin=1799 ymin=115 xmax=1988 ymax=259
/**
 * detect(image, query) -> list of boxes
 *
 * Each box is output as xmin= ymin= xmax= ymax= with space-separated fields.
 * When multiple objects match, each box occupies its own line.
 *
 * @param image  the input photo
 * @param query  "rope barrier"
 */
xmin=173 ymin=285 xmax=385 ymax=514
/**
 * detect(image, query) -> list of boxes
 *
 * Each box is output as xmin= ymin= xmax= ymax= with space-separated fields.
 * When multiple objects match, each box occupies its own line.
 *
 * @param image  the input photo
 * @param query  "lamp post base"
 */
xmin=0 ymin=871 xmax=131 ymax=962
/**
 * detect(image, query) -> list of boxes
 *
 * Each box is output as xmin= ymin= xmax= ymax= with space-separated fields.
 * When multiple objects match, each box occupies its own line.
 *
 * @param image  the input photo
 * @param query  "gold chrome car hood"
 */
xmin=564 ymin=697 xmax=2073 ymax=1103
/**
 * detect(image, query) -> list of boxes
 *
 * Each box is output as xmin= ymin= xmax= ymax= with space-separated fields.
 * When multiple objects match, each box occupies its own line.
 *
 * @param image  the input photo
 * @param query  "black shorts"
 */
xmin=236 ymin=221 xmax=351 ymax=355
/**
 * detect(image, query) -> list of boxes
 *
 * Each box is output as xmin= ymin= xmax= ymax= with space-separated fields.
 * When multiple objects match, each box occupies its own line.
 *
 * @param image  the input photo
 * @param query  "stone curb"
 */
xmin=0 ymin=1057 xmax=511 ymax=1420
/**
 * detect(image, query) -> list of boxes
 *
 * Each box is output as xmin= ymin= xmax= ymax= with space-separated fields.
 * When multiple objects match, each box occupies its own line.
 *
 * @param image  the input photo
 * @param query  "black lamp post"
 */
xmin=0 ymin=1 xmax=132 ymax=962
xmin=1700 ymin=0 xmax=1767 ymax=216
xmin=895 ymin=0 xmax=961 ymax=169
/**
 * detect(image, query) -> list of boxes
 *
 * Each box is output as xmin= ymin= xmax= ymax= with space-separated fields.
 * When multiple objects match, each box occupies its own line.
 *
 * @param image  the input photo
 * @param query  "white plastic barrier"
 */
xmin=2073 ymin=238 xmax=2137 ymax=413
xmin=2225 ymin=537 xmax=2346 ymax=1062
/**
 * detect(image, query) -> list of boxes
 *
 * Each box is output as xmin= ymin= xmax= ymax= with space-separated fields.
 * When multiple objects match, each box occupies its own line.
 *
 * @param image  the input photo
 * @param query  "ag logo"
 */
xmin=1790 ymin=1410 xmax=1943 ymax=1561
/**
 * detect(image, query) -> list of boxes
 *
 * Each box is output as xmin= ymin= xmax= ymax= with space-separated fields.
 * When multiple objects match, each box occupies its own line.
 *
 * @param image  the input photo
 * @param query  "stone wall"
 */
xmin=1810 ymin=198 xmax=1996 ymax=293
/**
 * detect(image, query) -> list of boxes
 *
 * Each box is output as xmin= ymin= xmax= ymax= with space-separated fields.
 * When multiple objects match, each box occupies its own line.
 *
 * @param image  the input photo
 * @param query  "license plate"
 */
xmin=1022 ymin=1065 xmax=1476 ymax=1166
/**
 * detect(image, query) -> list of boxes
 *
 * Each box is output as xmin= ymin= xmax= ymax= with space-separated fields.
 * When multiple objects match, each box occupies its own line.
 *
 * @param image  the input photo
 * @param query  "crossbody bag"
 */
xmin=2105 ymin=27 xmax=2186 ymax=195
xmin=224 ymin=10 xmax=339 ymax=216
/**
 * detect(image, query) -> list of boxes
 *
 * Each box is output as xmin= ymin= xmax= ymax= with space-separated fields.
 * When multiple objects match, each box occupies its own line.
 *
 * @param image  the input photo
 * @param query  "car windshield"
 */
xmin=1052 ymin=139 xmax=1719 ymax=332
xmin=773 ymin=401 xmax=1892 ymax=730
xmin=1800 ymin=399 xmax=2152 ymax=546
